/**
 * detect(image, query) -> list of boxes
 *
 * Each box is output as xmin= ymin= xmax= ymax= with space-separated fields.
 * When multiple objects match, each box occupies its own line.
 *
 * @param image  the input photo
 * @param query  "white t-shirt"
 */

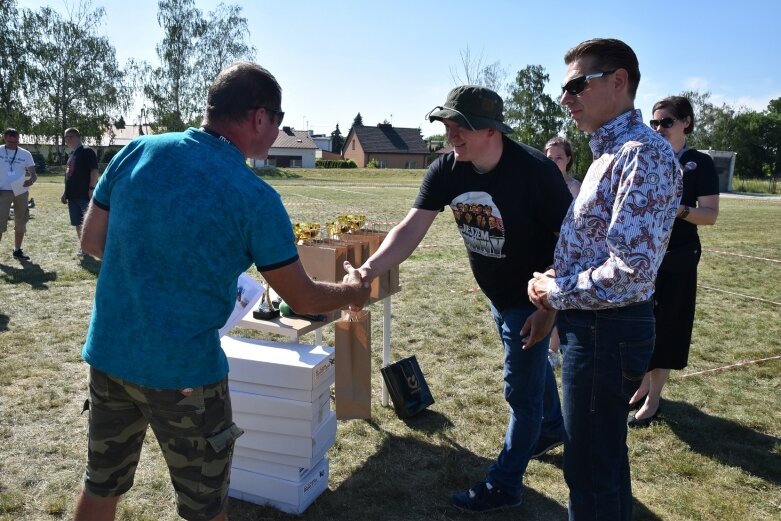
xmin=0 ymin=145 xmax=35 ymax=193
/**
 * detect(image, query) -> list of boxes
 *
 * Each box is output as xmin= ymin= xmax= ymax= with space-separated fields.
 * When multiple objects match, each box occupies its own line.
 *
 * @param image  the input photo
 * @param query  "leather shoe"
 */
xmin=628 ymin=392 xmax=648 ymax=411
xmin=628 ymin=407 xmax=661 ymax=428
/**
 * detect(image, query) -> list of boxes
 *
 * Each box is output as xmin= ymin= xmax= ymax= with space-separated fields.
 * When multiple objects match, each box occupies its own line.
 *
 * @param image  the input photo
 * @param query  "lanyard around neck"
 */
xmin=4 ymin=147 xmax=19 ymax=166
xmin=200 ymin=127 xmax=240 ymax=153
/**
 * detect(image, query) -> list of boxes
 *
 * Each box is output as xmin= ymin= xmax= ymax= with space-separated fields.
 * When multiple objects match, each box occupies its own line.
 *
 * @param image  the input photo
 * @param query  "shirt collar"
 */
xmin=589 ymin=109 xmax=643 ymax=156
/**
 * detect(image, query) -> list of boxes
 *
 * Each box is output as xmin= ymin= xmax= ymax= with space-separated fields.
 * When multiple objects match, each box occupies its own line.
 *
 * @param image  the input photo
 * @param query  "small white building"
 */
xmin=309 ymin=133 xmax=332 ymax=154
xmin=251 ymin=127 xmax=317 ymax=168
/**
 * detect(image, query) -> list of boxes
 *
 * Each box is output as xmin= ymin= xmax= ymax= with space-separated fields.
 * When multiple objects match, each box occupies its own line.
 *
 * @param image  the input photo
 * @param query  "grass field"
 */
xmin=1 ymin=169 xmax=779 ymax=521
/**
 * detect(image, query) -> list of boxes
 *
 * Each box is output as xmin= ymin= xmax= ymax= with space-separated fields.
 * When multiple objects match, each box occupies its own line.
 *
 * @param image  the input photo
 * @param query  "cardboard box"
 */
xmin=232 ymin=453 xmax=311 ymax=481
xmin=233 ymin=394 xmax=331 ymax=437
xmin=296 ymin=240 xmax=348 ymax=282
xmin=229 ymin=378 xmax=332 ymax=403
xmin=388 ymin=264 xmax=401 ymax=294
xmin=333 ymin=234 xmax=370 ymax=266
xmin=235 ymin=411 xmax=336 ymax=460
xmin=344 ymin=230 xmax=400 ymax=302
xmin=231 ymin=388 xmax=330 ymax=422
xmin=233 ymin=411 xmax=335 ymax=469
xmin=229 ymin=457 xmax=329 ymax=515
xmin=233 ymin=440 xmax=327 ymax=471
xmin=222 ymin=336 xmax=334 ymax=392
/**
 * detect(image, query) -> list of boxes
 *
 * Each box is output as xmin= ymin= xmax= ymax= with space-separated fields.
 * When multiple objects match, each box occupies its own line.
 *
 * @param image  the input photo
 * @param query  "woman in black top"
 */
xmin=628 ymin=96 xmax=720 ymax=427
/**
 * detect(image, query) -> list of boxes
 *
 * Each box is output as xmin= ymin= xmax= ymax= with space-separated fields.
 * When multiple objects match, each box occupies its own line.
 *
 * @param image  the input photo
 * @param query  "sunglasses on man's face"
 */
xmin=263 ymin=107 xmax=285 ymax=126
xmin=561 ymin=70 xmax=616 ymax=96
xmin=649 ymin=117 xmax=677 ymax=129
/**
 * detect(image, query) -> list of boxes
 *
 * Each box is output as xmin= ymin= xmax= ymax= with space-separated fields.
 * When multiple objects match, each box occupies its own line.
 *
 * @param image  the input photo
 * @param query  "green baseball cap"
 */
xmin=427 ymin=85 xmax=513 ymax=134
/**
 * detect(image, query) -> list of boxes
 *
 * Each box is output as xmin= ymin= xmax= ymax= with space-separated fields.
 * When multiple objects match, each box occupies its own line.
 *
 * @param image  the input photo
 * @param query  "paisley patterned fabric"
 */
xmin=548 ymin=110 xmax=682 ymax=310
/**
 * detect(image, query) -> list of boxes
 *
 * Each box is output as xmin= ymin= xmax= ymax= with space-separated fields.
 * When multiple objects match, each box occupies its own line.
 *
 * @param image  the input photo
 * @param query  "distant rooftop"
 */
xmin=351 ymin=124 xmax=428 ymax=154
xmin=272 ymin=127 xmax=317 ymax=149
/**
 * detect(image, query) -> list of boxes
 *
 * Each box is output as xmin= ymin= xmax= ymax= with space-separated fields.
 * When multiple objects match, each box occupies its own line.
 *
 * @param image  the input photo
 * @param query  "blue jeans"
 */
xmin=557 ymin=301 xmax=655 ymax=521
xmin=486 ymin=303 xmax=564 ymax=496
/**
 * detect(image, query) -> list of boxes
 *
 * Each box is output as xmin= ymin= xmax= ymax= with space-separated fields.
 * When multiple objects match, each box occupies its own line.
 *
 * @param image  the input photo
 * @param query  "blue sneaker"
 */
xmin=451 ymin=481 xmax=522 ymax=512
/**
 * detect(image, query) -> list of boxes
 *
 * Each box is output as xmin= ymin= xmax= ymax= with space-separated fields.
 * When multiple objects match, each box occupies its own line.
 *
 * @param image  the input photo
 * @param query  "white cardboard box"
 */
xmin=233 ymin=394 xmax=331 ymax=437
xmin=222 ymin=336 xmax=335 ymax=391
xmin=232 ymin=453 xmax=310 ymax=481
xmin=235 ymin=411 xmax=336 ymax=460
xmin=233 ymin=411 xmax=336 ymax=469
xmin=229 ymin=378 xmax=332 ymax=403
xmin=231 ymin=388 xmax=330 ymax=422
xmin=233 ymin=439 xmax=329 ymax=471
xmin=229 ymin=457 xmax=329 ymax=515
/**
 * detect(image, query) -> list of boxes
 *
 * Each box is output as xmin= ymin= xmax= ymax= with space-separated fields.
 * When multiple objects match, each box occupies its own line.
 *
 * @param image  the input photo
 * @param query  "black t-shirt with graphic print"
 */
xmin=414 ymin=136 xmax=572 ymax=310
xmin=65 ymin=145 xmax=98 ymax=199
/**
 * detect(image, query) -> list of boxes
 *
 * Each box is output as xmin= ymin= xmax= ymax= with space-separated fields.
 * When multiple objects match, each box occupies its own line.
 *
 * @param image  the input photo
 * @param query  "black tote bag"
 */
xmin=380 ymin=355 xmax=434 ymax=419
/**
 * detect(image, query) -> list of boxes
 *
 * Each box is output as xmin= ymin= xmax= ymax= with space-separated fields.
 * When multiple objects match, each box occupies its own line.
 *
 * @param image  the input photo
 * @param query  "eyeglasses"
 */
xmin=561 ymin=70 xmax=616 ymax=96
xmin=649 ymin=117 xmax=677 ymax=129
xmin=263 ymin=107 xmax=285 ymax=126
xmin=424 ymin=106 xmax=477 ymax=131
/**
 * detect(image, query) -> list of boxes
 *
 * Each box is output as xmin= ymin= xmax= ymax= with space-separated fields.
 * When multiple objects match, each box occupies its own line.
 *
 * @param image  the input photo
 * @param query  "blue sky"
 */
xmin=24 ymin=0 xmax=781 ymax=137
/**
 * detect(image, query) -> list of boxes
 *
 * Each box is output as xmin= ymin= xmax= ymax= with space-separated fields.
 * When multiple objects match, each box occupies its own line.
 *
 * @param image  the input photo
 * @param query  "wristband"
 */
xmin=679 ymin=205 xmax=690 ymax=219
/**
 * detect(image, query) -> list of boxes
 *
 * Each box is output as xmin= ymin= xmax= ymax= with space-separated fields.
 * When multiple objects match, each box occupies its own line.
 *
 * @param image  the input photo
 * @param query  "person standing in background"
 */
xmin=544 ymin=136 xmax=581 ymax=198
xmin=543 ymin=135 xmax=581 ymax=369
xmin=628 ymin=96 xmax=720 ymax=427
xmin=61 ymin=127 xmax=99 ymax=257
xmin=0 ymin=128 xmax=37 ymax=261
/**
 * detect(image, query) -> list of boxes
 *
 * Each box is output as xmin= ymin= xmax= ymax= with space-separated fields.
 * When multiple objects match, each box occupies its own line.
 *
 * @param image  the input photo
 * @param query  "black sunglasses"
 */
xmin=263 ymin=107 xmax=285 ymax=126
xmin=649 ymin=117 xmax=677 ymax=129
xmin=561 ymin=70 xmax=616 ymax=96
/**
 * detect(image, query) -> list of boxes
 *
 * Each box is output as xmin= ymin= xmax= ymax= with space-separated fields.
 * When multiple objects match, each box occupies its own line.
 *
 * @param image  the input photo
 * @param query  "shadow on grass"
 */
xmin=396 ymin=408 xmax=454 ymax=434
xmin=227 ymin=409 xmax=663 ymax=520
xmin=526 ymin=451 xmax=662 ymax=520
xmin=324 ymin=432 xmax=555 ymax=521
xmin=79 ymin=254 xmax=101 ymax=275
xmin=664 ymin=399 xmax=781 ymax=486
xmin=0 ymin=260 xmax=57 ymax=290
xmin=0 ymin=314 xmax=8 ymax=331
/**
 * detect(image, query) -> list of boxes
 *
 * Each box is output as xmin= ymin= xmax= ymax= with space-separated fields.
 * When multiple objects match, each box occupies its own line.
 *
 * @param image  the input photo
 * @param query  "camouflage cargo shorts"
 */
xmin=83 ymin=367 xmax=244 ymax=521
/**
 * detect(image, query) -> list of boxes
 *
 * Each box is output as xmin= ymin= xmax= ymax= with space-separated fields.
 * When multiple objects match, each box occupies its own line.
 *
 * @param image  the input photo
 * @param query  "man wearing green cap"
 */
xmin=356 ymin=85 xmax=572 ymax=512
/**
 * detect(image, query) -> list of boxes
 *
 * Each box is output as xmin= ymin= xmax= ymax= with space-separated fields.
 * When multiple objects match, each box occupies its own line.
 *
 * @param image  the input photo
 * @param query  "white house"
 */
xmin=250 ymin=127 xmax=317 ymax=168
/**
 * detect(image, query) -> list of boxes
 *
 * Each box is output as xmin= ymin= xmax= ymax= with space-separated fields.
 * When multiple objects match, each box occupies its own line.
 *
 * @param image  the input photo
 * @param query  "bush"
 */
xmin=101 ymin=148 xmax=120 ymax=165
xmin=315 ymin=159 xmax=357 ymax=169
xmin=46 ymin=148 xmax=68 ymax=166
xmin=367 ymin=159 xmax=378 ymax=169
xmin=31 ymin=152 xmax=47 ymax=174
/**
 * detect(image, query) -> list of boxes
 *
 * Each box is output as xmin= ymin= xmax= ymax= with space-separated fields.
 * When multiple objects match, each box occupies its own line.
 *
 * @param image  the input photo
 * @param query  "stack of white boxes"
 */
xmin=221 ymin=335 xmax=337 ymax=515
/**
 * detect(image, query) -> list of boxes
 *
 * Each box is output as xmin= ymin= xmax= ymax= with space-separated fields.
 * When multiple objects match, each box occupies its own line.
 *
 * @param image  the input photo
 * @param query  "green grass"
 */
xmin=1 ymin=174 xmax=779 ymax=521
xmin=731 ymin=176 xmax=779 ymax=195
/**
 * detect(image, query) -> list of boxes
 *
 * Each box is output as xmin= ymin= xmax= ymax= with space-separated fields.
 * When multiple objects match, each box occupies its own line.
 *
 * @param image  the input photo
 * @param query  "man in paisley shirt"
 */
xmin=528 ymin=38 xmax=681 ymax=521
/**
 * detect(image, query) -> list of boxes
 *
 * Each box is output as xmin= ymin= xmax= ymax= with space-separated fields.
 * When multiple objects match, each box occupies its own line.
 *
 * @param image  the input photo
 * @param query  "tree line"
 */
xmin=3 ymin=2 xmax=778 ymax=179
xmin=1 ymin=0 xmax=254 ymax=158
xmin=447 ymin=52 xmax=780 ymax=180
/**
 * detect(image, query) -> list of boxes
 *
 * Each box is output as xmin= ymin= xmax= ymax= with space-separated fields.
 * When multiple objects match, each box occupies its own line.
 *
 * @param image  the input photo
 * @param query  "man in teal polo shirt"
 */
xmin=74 ymin=62 xmax=370 ymax=521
